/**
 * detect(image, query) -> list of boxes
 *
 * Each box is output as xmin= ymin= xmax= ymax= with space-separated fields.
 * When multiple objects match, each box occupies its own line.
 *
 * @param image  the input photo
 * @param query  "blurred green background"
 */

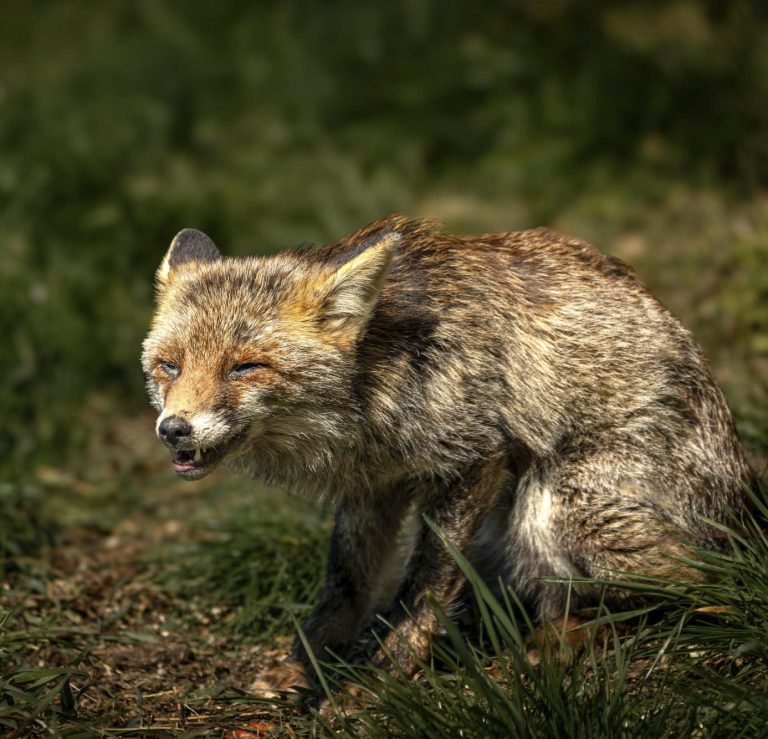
xmin=2 ymin=0 xmax=767 ymax=481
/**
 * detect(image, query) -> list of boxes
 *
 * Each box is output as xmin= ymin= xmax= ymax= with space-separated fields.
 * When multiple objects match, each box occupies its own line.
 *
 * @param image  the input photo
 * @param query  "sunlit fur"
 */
xmin=143 ymin=215 xmax=758 ymax=680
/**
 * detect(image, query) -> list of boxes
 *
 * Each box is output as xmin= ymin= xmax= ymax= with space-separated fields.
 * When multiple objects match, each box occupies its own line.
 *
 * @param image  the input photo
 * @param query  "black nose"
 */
xmin=158 ymin=415 xmax=192 ymax=445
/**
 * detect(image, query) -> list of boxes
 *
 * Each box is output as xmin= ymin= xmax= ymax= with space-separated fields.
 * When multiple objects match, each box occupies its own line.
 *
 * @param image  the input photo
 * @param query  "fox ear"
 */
xmin=318 ymin=230 xmax=399 ymax=340
xmin=156 ymin=228 xmax=221 ymax=290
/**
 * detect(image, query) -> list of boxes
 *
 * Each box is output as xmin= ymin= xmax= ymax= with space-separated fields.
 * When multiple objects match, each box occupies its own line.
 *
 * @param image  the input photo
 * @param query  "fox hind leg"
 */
xmin=509 ymin=451 xmax=714 ymax=651
xmin=373 ymin=454 xmax=512 ymax=676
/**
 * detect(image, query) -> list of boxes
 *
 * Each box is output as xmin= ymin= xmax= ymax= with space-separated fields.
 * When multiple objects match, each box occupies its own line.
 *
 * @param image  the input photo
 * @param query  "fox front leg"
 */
xmin=296 ymin=490 xmax=412 ymax=664
xmin=251 ymin=490 xmax=409 ymax=696
xmin=373 ymin=454 xmax=510 ymax=676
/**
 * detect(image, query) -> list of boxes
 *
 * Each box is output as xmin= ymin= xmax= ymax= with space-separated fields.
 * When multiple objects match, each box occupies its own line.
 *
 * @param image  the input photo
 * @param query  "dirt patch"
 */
xmin=3 ymin=509 xmax=297 ymax=735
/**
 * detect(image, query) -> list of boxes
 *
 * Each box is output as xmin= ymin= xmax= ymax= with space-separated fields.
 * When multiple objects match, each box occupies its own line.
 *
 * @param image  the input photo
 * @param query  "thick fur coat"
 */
xmin=142 ymin=215 xmax=756 ymax=684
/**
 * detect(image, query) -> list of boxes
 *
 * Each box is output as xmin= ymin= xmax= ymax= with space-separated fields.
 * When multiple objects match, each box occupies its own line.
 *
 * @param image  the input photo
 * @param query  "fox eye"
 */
xmin=159 ymin=360 xmax=180 ymax=378
xmin=229 ymin=362 xmax=268 ymax=378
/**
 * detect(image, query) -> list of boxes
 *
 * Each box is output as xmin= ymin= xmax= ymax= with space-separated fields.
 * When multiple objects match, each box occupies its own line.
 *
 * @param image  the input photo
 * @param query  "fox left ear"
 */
xmin=318 ymin=230 xmax=399 ymax=340
xmin=156 ymin=228 xmax=221 ymax=291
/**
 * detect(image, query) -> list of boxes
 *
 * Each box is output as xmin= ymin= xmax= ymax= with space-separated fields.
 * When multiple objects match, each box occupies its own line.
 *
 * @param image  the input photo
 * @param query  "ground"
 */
xmin=2 ymin=413 xmax=327 ymax=736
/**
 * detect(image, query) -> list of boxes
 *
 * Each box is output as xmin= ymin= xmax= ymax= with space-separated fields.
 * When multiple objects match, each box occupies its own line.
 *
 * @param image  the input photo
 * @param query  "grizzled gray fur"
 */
xmin=142 ymin=215 xmax=757 ymax=688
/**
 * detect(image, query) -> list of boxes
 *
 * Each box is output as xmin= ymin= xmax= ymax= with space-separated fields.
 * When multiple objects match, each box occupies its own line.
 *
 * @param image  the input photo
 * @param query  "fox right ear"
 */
xmin=313 ymin=230 xmax=399 ymax=343
xmin=156 ymin=228 xmax=221 ymax=291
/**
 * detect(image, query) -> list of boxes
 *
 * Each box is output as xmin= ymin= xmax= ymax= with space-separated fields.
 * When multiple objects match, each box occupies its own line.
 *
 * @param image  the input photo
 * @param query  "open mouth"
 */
xmin=169 ymin=437 xmax=241 ymax=479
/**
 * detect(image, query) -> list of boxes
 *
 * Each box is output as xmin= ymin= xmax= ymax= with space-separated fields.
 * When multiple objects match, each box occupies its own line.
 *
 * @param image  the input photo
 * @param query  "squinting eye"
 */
xmin=229 ymin=362 xmax=268 ymax=378
xmin=159 ymin=360 xmax=180 ymax=378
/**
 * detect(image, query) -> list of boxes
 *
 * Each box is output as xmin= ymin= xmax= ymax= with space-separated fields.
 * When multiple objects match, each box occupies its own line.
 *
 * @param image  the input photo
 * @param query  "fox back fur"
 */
xmin=143 ymin=215 xmax=756 ymax=682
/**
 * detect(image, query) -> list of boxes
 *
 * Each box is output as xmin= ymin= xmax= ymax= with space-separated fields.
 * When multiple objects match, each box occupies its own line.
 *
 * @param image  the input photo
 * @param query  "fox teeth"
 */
xmin=194 ymin=447 xmax=202 ymax=462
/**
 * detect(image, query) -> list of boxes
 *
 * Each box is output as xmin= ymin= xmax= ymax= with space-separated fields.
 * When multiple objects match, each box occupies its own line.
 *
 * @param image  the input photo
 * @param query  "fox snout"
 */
xmin=153 ymin=410 xmax=238 ymax=480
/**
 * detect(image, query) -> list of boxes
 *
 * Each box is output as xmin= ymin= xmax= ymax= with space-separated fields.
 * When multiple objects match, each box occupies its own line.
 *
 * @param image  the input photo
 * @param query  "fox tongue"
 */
xmin=172 ymin=449 xmax=197 ymax=471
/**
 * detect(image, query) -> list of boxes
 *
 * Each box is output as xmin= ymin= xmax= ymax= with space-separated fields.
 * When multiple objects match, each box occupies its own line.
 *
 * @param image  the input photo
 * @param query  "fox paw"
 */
xmin=318 ymin=682 xmax=372 ymax=717
xmin=249 ymin=659 xmax=310 ymax=700
xmin=525 ymin=616 xmax=591 ymax=666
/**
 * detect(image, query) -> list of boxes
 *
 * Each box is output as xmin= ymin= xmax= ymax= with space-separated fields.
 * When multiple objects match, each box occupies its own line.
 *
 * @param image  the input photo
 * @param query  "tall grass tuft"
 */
xmin=315 ymin=488 xmax=768 ymax=737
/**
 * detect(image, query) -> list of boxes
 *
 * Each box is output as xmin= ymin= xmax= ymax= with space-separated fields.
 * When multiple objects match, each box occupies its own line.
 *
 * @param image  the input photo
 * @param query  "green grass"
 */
xmin=309 ymin=494 xmax=768 ymax=738
xmin=157 ymin=492 xmax=330 ymax=640
xmin=0 ymin=478 xmax=330 ymax=736
xmin=2 ymin=476 xmax=768 ymax=736
xmin=0 ymin=610 xmax=91 ymax=737
xmin=0 ymin=482 xmax=56 ymax=576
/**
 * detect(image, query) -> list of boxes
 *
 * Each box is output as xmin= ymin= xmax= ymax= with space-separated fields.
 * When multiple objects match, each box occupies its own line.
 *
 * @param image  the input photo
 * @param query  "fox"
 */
xmin=142 ymin=214 xmax=757 ymax=693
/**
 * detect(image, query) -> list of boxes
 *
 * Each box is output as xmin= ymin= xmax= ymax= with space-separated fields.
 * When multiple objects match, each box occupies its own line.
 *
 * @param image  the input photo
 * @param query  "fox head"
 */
xmin=141 ymin=227 xmax=398 ymax=480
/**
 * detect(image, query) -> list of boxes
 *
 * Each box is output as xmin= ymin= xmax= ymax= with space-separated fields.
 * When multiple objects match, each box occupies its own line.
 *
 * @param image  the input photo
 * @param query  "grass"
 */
xmin=2 ymin=463 xmax=768 ymax=736
xmin=0 ymin=482 xmax=56 ymax=575
xmin=307 ymin=496 xmax=768 ymax=738
xmin=0 ymin=610 xmax=91 ymax=737
xmin=157 ymin=492 xmax=329 ymax=640
xmin=0 ymin=471 xmax=327 ymax=736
